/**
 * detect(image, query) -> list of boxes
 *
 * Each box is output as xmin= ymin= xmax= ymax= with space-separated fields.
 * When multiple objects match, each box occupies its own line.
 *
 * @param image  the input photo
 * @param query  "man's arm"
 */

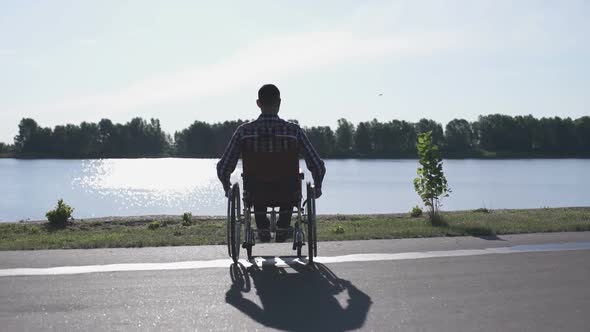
xmin=297 ymin=128 xmax=326 ymax=196
xmin=216 ymin=128 xmax=242 ymax=193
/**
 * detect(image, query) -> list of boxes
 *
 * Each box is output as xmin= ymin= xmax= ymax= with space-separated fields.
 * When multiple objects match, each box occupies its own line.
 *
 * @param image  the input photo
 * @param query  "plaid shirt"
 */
xmin=216 ymin=114 xmax=326 ymax=192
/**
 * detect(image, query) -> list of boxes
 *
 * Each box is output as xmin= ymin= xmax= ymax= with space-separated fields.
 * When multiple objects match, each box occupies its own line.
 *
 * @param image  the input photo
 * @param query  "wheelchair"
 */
xmin=226 ymin=145 xmax=318 ymax=264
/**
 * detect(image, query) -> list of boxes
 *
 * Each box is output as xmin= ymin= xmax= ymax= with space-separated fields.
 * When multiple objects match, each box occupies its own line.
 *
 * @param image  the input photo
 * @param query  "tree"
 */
xmin=574 ymin=116 xmax=590 ymax=153
xmin=211 ymin=120 xmax=245 ymax=156
xmin=14 ymin=118 xmax=39 ymax=152
xmin=175 ymin=121 xmax=214 ymax=157
xmin=98 ymin=119 xmax=118 ymax=157
xmin=444 ymin=119 xmax=474 ymax=153
xmin=335 ymin=118 xmax=354 ymax=156
xmin=14 ymin=118 xmax=52 ymax=155
xmin=474 ymin=114 xmax=512 ymax=151
xmin=78 ymin=122 xmax=100 ymax=157
xmin=0 ymin=142 xmax=14 ymax=153
xmin=389 ymin=120 xmax=417 ymax=156
xmin=118 ymin=117 xmax=170 ymax=157
xmin=353 ymin=122 xmax=372 ymax=156
xmin=305 ymin=126 xmax=335 ymax=158
xmin=175 ymin=120 xmax=246 ymax=157
xmin=474 ymin=114 xmax=536 ymax=153
xmin=51 ymin=125 xmax=77 ymax=157
xmin=533 ymin=117 xmax=578 ymax=154
xmin=415 ymin=119 xmax=444 ymax=148
xmin=512 ymin=115 xmax=536 ymax=152
xmin=413 ymin=131 xmax=451 ymax=223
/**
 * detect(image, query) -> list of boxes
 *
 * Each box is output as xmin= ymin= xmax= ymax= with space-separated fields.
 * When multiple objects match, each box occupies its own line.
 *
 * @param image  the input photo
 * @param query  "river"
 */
xmin=0 ymin=158 xmax=588 ymax=222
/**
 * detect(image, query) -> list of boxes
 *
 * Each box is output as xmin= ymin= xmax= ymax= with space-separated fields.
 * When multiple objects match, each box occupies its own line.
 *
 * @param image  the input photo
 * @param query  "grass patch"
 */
xmin=1 ymin=208 xmax=589 ymax=250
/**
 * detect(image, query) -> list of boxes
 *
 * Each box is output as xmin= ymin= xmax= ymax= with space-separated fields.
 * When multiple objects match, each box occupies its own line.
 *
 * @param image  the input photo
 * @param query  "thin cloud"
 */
xmin=21 ymin=30 xmax=458 ymax=118
xmin=0 ymin=49 xmax=16 ymax=56
xmin=78 ymin=39 xmax=98 ymax=48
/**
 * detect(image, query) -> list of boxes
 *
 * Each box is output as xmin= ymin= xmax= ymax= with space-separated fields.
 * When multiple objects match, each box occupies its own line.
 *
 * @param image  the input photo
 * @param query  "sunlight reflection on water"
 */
xmin=71 ymin=159 xmax=241 ymax=214
xmin=75 ymin=159 xmax=218 ymax=191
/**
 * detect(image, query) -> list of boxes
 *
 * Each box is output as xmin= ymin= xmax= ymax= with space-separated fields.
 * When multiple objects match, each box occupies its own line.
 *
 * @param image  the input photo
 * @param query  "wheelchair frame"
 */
xmin=227 ymin=180 xmax=317 ymax=264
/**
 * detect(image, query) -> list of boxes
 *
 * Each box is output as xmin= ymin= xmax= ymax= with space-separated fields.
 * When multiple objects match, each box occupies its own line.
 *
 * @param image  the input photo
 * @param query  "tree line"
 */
xmin=12 ymin=118 xmax=172 ymax=158
xmin=0 ymin=142 xmax=15 ymax=155
xmin=6 ymin=114 xmax=590 ymax=159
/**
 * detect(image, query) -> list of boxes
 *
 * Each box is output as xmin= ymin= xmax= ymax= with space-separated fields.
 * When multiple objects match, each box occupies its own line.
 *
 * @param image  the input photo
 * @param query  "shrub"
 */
xmin=473 ymin=208 xmax=490 ymax=213
xmin=148 ymin=221 xmax=160 ymax=230
xmin=410 ymin=206 xmax=423 ymax=217
xmin=182 ymin=212 xmax=192 ymax=226
xmin=332 ymin=225 xmax=346 ymax=234
xmin=45 ymin=199 xmax=74 ymax=228
xmin=173 ymin=230 xmax=182 ymax=236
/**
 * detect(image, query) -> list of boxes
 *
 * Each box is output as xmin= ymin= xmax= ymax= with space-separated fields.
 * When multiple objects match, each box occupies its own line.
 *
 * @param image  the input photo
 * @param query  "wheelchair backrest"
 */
xmin=241 ymin=134 xmax=301 ymax=207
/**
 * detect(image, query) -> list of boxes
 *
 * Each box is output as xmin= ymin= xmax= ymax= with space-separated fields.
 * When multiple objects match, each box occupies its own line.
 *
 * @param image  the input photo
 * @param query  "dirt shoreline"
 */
xmin=5 ymin=212 xmax=408 ymax=224
xmin=5 ymin=207 xmax=590 ymax=225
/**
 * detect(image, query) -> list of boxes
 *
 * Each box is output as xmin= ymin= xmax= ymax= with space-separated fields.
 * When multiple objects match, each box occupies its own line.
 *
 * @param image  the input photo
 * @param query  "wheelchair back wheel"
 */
xmin=306 ymin=183 xmax=317 ymax=263
xmin=312 ymin=187 xmax=317 ymax=257
xmin=227 ymin=183 xmax=241 ymax=263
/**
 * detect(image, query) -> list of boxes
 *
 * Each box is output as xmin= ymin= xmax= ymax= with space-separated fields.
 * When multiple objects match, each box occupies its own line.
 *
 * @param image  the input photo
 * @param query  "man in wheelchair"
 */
xmin=216 ymin=84 xmax=326 ymax=243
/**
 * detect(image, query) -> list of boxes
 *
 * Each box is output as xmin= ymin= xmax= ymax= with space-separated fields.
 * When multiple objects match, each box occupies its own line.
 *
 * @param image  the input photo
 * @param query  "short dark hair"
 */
xmin=258 ymin=84 xmax=280 ymax=105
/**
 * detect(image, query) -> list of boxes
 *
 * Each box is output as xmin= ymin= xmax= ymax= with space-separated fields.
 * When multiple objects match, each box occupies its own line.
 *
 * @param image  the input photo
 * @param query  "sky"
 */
xmin=1 ymin=0 xmax=589 ymax=144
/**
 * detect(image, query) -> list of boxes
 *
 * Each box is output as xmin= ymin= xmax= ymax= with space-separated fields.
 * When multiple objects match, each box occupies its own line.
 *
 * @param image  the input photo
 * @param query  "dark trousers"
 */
xmin=254 ymin=205 xmax=293 ymax=229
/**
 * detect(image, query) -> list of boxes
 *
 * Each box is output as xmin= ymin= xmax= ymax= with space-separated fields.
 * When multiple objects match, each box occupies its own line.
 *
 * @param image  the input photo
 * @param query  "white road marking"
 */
xmin=1 ymin=241 xmax=589 ymax=277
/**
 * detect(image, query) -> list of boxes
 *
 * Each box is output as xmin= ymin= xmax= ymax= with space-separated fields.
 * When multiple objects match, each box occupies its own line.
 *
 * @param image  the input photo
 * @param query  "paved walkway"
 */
xmin=1 ymin=232 xmax=589 ymax=331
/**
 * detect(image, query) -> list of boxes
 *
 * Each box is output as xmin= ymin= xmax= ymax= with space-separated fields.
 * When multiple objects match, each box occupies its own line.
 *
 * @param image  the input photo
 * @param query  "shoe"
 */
xmin=258 ymin=229 xmax=271 ymax=243
xmin=275 ymin=227 xmax=293 ymax=243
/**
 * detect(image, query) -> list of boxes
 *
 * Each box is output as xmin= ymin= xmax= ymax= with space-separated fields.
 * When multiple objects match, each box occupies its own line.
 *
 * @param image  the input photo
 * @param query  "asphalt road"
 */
xmin=1 ymin=232 xmax=590 ymax=331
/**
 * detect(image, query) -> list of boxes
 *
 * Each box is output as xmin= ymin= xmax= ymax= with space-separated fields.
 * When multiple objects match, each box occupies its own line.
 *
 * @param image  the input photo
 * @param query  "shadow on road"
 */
xmin=451 ymin=225 xmax=506 ymax=241
xmin=435 ymin=218 xmax=506 ymax=241
xmin=226 ymin=259 xmax=373 ymax=331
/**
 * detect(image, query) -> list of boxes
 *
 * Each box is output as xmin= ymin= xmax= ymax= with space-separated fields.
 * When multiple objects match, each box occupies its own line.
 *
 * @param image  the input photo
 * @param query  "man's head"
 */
xmin=257 ymin=84 xmax=281 ymax=114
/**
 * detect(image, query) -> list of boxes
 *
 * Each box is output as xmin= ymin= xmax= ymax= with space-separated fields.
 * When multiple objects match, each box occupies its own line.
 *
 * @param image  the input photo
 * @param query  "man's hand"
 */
xmin=315 ymin=186 xmax=322 ymax=199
